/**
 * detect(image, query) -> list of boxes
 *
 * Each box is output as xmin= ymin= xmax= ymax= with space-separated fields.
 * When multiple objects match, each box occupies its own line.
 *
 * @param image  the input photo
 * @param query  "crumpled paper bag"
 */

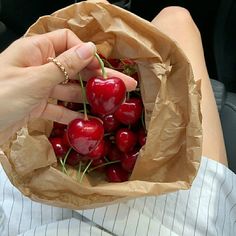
xmin=0 ymin=1 xmax=202 ymax=210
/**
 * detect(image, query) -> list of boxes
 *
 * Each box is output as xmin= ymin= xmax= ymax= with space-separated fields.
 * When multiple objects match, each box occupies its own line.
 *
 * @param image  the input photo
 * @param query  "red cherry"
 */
xmin=121 ymin=150 xmax=139 ymax=172
xmin=65 ymin=102 xmax=83 ymax=111
xmin=50 ymin=128 xmax=65 ymax=138
xmin=107 ymin=58 xmax=122 ymax=69
xmin=61 ymin=130 xmax=69 ymax=147
xmin=131 ymin=72 xmax=139 ymax=82
xmin=86 ymin=76 xmax=126 ymax=116
xmin=102 ymin=114 xmax=120 ymax=133
xmin=103 ymin=138 xmax=111 ymax=157
xmin=49 ymin=137 xmax=69 ymax=157
xmin=66 ymin=118 xmax=104 ymax=155
xmin=115 ymin=128 xmax=137 ymax=153
xmin=106 ymin=164 xmax=129 ymax=182
xmin=138 ymin=127 xmax=147 ymax=147
xmin=50 ymin=122 xmax=67 ymax=137
xmin=107 ymin=144 xmax=124 ymax=161
xmin=53 ymin=122 xmax=67 ymax=130
xmin=114 ymin=98 xmax=143 ymax=125
xmin=66 ymin=150 xmax=82 ymax=166
xmin=87 ymin=140 xmax=105 ymax=160
xmin=90 ymin=158 xmax=106 ymax=172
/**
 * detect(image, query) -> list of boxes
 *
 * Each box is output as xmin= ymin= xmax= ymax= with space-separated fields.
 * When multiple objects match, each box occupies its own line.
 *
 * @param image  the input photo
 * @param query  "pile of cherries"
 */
xmin=49 ymin=54 xmax=147 ymax=183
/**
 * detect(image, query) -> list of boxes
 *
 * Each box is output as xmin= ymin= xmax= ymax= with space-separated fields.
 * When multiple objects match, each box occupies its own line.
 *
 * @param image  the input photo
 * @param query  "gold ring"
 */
xmin=47 ymin=57 xmax=69 ymax=84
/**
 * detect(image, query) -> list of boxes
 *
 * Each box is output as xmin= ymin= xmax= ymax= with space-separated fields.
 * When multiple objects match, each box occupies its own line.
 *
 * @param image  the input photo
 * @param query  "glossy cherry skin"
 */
xmin=49 ymin=137 xmax=69 ymax=157
xmin=114 ymin=98 xmax=143 ymax=125
xmin=115 ymin=128 xmax=137 ymax=153
xmin=121 ymin=150 xmax=139 ymax=172
xmin=102 ymin=114 xmax=120 ymax=133
xmin=87 ymin=139 xmax=106 ymax=160
xmin=106 ymin=164 xmax=129 ymax=182
xmin=66 ymin=118 xmax=104 ymax=155
xmin=86 ymin=76 xmax=126 ymax=116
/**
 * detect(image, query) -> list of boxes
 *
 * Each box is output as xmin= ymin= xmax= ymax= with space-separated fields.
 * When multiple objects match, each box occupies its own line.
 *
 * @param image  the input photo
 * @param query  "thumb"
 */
xmin=40 ymin=41 xmax=96 ymax=85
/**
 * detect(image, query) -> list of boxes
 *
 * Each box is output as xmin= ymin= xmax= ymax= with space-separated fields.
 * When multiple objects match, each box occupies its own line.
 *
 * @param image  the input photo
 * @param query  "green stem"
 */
xmin=77 ymin=161 xmax=82 ymax=181
xmin=87 ymin=160 xmax=120 ymax=173
xmin=59 ymin=158 xmax=68 ymax=175
xmin=95 ymin=53 xmax=107 ymax=79
xmin=78 ymin=74 xmax=88 ymax=120
xmin=79 ymin=159 xmax=93 ymax=183
xmin=127 ymin=91 xmax=130 ymax=100
xmin=63 ymin=147 xmax=72 ymax=166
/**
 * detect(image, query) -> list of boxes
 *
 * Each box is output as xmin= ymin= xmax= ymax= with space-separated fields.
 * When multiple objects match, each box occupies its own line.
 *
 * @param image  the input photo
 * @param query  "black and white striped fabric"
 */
xmin=0 ymin=156 xmax=236 ymax=236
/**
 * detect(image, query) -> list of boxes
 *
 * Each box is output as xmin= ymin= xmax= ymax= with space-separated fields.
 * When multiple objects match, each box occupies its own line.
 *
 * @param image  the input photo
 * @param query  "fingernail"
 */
xmin=76 ymin=42 xmax=96 ymax=60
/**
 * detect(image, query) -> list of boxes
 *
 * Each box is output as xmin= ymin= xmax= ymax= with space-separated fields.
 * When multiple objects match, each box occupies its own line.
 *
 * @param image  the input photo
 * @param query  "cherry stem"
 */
xmin=78 ymin=74 xmax=88 ymax=120
xmin=87 ymin=160 xmax=120 ymax=173
xmin=127 ymin=91 xmax=130 ymax=100
xmin=79 ymin=159 xmax=93 ymax=183
xmin=59 ymin=158 xmax=68 ymax=175
xmin=63 ymin=147 xmax=72 ymax=166
xmin=77 ymin=161 xmax=82 ymax=181
xmin=95 ymin=53 xmax=107 ymax=79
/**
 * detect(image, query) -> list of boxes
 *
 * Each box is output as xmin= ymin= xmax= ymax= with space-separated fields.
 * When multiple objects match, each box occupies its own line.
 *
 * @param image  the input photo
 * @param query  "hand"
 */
xmin=0 ymin=29 xmax=137 ymax=143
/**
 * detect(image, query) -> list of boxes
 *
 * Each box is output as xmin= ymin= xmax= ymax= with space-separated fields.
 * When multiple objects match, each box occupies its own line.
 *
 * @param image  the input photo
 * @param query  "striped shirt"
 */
xmin=0 ymin=156 xmax=236 ymax=236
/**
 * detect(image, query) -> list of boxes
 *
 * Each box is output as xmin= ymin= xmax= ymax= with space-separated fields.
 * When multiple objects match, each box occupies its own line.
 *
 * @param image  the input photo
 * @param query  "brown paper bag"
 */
xmin=0 ymin=2 xmax=202 ymax=210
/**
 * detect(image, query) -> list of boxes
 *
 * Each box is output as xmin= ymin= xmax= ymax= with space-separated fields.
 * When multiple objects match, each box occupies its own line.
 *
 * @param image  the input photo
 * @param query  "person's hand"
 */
xmin=0 ymin=29 xmax=137 ymax=144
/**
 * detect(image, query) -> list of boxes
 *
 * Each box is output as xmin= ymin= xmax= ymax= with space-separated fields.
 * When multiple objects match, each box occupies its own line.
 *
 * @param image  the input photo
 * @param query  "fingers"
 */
xmin=41 ymin=104 xmax=83 ymax=125
xmin=80 ymin=67 xmax=137 ymax=91
xmin=49 ymin=66 xmax=137 ymax=102
xmin=50 ymin=83 xmax=83 ymax=103
xmin=40 ymin=29 xmax=83 ymax=56
xmin=39 ymin=41 xmax=96 ymax=85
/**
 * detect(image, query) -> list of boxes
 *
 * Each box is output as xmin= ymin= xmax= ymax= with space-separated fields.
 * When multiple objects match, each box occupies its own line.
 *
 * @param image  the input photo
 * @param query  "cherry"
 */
xmin=64 ymin=102 xmax=83 ymax=111
xmin=90 ymin=158 xmax=106 ymax=173
xmin=50 ymin=128 xmax=65 ymax=138
xmin=65 ymin=150 xmax=82 ymax=166
xmin=131 ymin=72 xmax=139 ymax=82
xmin=107 ymin=58 xmax=122 ymax=69
xmin=87 ymin=139 xmax=106 ymax=160
xmin=103 ymin=138 xmax=111 ymax=157
xmin=137 ymin=127 xmax=147 ymax=147
xmin=107 ymin=144 xmax=124 ymax=161
xmin=115 ymin=128 xmax=137 ymax=153
xmin=62 ymin=130 xmax=70 ymax=147
xmin=66 ymin=118 xmax=104 ymax=155
xmin=114 ymin=98 xmax=143 ymax=125
xmin=121 ymin=149 xmax=139 ymax=172
xmin=86 ymin=76 xmax=126 ymax=115
xmin=106 ymin=164 xmax=129 ymax=182
xmin=49 ymin=137 xmax=69 ymax=157
xmin=50 ymin=122 xmax=67 ymax=137
xmin=53 ymin=122 xmax=67 ymax=130
xmin=102 ymin=114 xmax=120 ymax=133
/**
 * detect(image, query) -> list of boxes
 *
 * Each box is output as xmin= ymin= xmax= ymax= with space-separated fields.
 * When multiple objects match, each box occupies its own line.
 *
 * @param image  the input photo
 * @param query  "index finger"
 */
xmin=43 ymin=29 xmax=82 ymax=55
xmin=44 ymin=29 xmax=99 ymax=68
